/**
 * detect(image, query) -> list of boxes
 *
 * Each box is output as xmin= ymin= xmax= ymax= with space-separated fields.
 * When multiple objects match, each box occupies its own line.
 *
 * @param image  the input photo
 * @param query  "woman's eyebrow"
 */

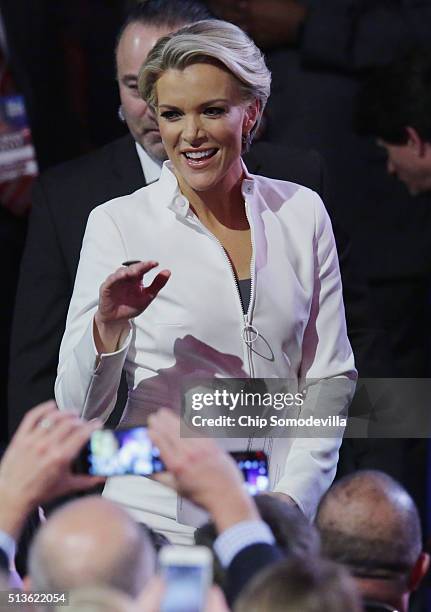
xmin=158 ymin=104 xmax=181 ymax=110
xmin=159 ymin=98 xmax=229 ymax=110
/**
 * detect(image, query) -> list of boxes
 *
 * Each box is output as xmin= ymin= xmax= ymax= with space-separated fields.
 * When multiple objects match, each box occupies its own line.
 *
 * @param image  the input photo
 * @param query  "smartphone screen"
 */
xmin=161 ymin=565 xmax=208 ymax=612
xmin=159 ymin=547 xmax=212 ymax=612
xmin=85 ymin=427 xmax=164 ymax=476
xmin=231 ymin=450 xmax=269 ymax=495
xmin=81 ymin=428 xmax=268 ymax=487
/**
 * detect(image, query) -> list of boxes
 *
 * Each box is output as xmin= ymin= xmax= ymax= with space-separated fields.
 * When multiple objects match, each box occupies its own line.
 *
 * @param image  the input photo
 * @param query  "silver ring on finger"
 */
xmin=39 ymin=418 xmax=53 ymax=430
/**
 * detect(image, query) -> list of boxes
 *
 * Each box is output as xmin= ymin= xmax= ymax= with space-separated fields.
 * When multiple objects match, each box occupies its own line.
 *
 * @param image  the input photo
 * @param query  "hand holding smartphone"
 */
xmin=79 ymin=426 xmax=269 ymax=495
xmin=80 ymin=426 xmax=164 ymax=477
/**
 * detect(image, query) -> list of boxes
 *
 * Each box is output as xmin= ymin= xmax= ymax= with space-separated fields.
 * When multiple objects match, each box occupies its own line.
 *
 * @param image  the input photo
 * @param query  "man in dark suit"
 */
xmin=0 ymin=0 xmax=83 ymax=446
xmin=8 ymin=0 xmax=389 ymax=445
xmin=7 ymin=0 xmax=211 ymax=435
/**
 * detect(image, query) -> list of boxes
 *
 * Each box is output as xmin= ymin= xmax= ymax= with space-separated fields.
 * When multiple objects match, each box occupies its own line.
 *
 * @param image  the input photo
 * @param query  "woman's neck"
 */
xmin=176 ymin=170 xmax=248 ymax=231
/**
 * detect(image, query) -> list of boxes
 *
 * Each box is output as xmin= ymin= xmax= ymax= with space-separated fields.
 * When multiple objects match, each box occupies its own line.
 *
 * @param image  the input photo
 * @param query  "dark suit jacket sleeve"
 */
xmin=299 ymin=150 xmax=394 ymax=374
xmin=334 ymin=223 xmax=394 ymax=378
xmin=302 ymin=0 xmax=431 ymax=71
xmin=8 ymin=178 xmax=70 ymax=435
xmin=224 ymin=543 xmax=283 ymax=606
xmin=316 ymin=154 xmax=395 ymax=376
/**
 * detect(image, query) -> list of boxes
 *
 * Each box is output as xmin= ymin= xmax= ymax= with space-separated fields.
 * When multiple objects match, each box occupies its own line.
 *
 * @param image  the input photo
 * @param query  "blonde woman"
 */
xmin=56 ymin=20 xmax=356 ymax=543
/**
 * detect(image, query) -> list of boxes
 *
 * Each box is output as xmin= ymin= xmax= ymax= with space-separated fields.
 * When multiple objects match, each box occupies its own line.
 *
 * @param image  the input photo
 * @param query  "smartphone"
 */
xmin=159 ymin=545 xmax=213 ymax=612
xmin=81 ymin=426 xmax=164 ymax=476
xmin=80 ymin=427 xmax=269 ymax=490
xmin=231 ymin=450 xmax=269 ymax=495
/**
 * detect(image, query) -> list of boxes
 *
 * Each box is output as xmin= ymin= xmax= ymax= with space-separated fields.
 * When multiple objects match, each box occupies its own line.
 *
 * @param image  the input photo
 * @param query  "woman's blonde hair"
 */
xmin=138 ymin=19 xmax=271 ymax=146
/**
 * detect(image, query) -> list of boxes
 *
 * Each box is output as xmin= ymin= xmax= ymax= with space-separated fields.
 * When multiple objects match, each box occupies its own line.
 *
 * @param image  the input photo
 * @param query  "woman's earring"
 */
xmin=118 ymin=105 xmax=126 ymax=122
xmin=242 ymin=131 xmax=251 ymax=149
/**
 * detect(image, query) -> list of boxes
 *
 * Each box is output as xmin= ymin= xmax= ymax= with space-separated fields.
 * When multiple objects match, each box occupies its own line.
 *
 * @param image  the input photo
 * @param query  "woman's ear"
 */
xmin=408 ymin=552 xmax=430 ymax=591
xmin=243 ymin=99 xmax=260 ymax=135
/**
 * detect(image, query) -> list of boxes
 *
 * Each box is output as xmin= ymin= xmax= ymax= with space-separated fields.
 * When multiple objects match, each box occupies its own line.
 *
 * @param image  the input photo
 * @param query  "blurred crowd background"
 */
xmin=2 ymin=1 xmax=431 ymax=609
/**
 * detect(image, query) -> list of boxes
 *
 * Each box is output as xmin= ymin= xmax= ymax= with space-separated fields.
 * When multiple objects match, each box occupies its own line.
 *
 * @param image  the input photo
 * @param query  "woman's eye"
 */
xmin=204 ymin=107 xmax=225 ymax=117
xmin=129 ymin=85 xmax=141 ymax=98
xmin=160 ymin=110 xmax=181 ymax=120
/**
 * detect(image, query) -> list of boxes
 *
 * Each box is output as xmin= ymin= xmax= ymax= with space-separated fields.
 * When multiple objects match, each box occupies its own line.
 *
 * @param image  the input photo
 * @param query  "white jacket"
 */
xmin=56 ymin=161 xmax=356 ymax=525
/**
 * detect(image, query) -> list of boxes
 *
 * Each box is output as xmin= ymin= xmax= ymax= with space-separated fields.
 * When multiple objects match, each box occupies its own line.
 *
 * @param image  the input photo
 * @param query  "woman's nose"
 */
xmin=182 ymin=115 xmax=206 ymax=145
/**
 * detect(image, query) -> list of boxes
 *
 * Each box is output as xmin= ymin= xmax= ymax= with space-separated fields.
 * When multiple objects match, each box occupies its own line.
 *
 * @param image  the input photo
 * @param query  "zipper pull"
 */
xmin=242 ymin=314 xmax=259 ymax=345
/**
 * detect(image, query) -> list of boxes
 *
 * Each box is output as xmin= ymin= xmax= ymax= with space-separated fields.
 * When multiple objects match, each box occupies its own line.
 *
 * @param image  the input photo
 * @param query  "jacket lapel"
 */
xmin=110 ymin=134 xmax=146 ymax=194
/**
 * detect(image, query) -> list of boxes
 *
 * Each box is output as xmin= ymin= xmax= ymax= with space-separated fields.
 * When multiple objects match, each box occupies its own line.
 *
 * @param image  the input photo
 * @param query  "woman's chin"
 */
xmin=178 ymin=169 xmax=221 ymax=195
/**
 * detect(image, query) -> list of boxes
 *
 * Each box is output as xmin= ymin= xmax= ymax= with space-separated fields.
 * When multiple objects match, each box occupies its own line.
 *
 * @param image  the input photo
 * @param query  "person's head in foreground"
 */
xmin=195 ymin=492 xmax=321 ymax=586
xmin=53 ymin=586 xmax=135 ymax=612
xmin=28 ymin=496 xmax=156 ymax=602
xmin=316 ymin=470 xmax=429 ymax=612
xmin=234 ymin=556 xmax=362 ymax=612
xmin=356 ymin=49 xmax=431 ymax=195
xmin=138 ymin=19 xmax=271 ymax=202
xmin=115 ymin=0 xmax=213 ymax=162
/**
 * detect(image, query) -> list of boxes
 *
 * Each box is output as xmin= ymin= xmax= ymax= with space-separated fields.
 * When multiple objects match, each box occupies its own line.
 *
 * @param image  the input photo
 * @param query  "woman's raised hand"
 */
xmin=94 ymin=261 xmax=170 ymax=353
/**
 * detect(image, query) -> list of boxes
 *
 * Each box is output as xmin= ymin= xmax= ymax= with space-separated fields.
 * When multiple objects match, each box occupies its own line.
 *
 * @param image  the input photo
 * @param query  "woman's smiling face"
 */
xmin=156 ymin=62 xmax=258 ymax=198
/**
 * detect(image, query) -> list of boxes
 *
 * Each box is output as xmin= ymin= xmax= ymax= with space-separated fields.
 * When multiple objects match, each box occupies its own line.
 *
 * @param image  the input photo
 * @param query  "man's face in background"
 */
xmin=378 ymin=137 xmax=431 ymax=196
xmin=116 ymin=22 xmax=174 ymax=163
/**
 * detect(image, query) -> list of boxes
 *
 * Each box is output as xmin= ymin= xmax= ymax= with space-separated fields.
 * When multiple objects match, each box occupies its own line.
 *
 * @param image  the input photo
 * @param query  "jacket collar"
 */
xmin=152 ymin=159 xmax=256 ymax=219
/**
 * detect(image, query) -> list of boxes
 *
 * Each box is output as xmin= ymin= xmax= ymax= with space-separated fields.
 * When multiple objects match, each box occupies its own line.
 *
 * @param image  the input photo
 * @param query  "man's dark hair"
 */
xmin=195 ymin=493 xmax=320 ymax=587
xmin=252 ymin=494 xmax=320 ymax=558
xmin=116 ymin=0 xmax=214 ymax=51
xmin=355 ymin=49 xmax=431 ymax=144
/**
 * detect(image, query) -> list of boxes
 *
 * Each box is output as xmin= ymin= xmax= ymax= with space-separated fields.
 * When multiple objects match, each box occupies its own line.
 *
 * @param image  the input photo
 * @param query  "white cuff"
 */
xmin=214 ymin=520 xmax=275 ymax=568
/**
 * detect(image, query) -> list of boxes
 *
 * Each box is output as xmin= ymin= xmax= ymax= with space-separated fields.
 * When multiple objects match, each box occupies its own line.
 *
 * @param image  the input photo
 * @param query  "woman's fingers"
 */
xmin=148 ymin=409 xmax=182 ymax=470
xmin=103 ymin=261 xmax=158 ymax=287
xmin=146 ymin=270 xmax=171 ymax=300
xmin=122 ymin=263 xmax=171 ymax=300
xmin=97 ymin=261 xmax=171 ymax=327
xmin=123 ymin=260 xmax=159 ymax=278
xmin=103 ymin=261 xmax=170 ymax=291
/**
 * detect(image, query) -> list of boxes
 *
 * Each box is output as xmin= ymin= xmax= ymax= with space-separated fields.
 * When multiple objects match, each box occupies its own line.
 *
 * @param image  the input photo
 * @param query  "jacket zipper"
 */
xmin=187 ymin=204 xmax=257 ymax=376
xmin=187 ymin=203 xmax=259 ymax=452
xmin=243 ymin=200 xmax=257 ymax=378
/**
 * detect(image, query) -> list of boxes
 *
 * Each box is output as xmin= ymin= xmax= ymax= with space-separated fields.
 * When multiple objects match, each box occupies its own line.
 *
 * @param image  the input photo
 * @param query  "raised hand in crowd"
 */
xmin=148 ymin=409 xmax=283 ymax=605
xmin=94 ymin=261 xmax=170 ymax=354
xmin=0 ymin=401 xmax=103 ymax=542
xmin=147 ymin=408 xmax=259 ymax=533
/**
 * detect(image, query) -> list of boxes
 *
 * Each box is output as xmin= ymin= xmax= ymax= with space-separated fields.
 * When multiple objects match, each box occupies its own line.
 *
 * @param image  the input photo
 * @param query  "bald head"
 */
xmin=316 ymin=470 xmax=422 ymax=579
xmin=29 ymin=496 xmax=155 ymax=598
